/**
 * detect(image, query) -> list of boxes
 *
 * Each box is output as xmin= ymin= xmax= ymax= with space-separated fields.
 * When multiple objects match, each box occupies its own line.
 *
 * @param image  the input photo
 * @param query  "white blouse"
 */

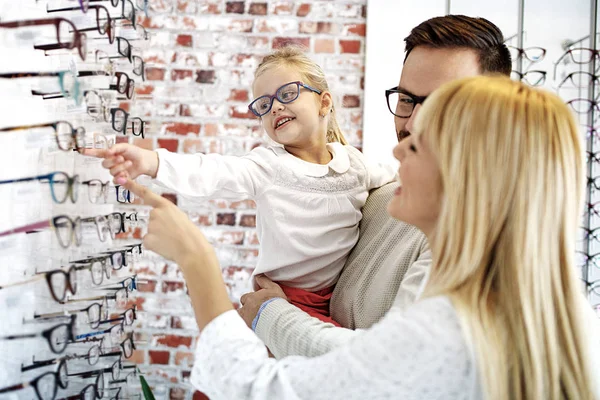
xmin=155 ymin=143 xmax=396 ymax=291
xmin=191 ymin=296 xmax=600 ymax=400
xmin=191 ymin=296 xmax=480 ymax=400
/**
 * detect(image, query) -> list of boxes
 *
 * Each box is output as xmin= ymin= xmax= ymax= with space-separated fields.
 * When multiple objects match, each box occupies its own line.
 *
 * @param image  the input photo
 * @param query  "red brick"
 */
xmin=161 ymin=193 xmax=178 ymax=205
xmin=149 ymin=350 xmax=170 ymax=365
xmin=177 ymin=0 xmax=195 ymax=13
xmin=204 ymin=124 xmax=219 ymax=136
xmin=230 ymin=106 xmax=255 ymax=119
xmin=135 ymin=85 xmax=154 ymax=96
xmin=129 ymin=349 xmax=146 ymax=364
xmin=272 ymin=37 xmax=310 ymax=50
xmin=274 ymin=2 xmax=294 ymax=15
xmin=197 ymin=214 xmax=213 ymax=226
xmin=193 ymin=392 xmax=210 ymax=400
xmin=138 ymin=279 xmax=157 ymax=293
xmin=176 ymin=34 xmax=193 ymax=47
xmin=146 ymin=67 xmax=166 ymax=81
xmin=296 ymin=3 xmax=310 ymax=16
xmin=239 ymin=214 xmax=256 ymax=227
xmin=174 ymin=351 xmax=195 ymax=367
xmin=217 ymin=213 xmax=236 ymax=226
xmin=230 ymin=200 xmax=256 ymax=209
xmin=340 ymin=40 xmax=361 ymax=54
xmin=226 ymin=1 xmax=244 ymax=13
xmin=299 ymin=22 xmax=337 ymax=34
xmin=171 ymin=69 xmax=194 ymax=81
xmin=249 ymin=2 xmax=267 ymax=15
xmin=314 ymin=38 xmax=335 ymax=53
xmin=229 ymin=89 xmax=249 ymax=102
xmin=162 ymin=280 xmax=185 ymax=293
xmin=157 ymin=138 xmax=179 ymax=152
xmin=115 ymin=136 xmax=129 ymax=144
xmin=198 ymin=1 xmax=222 ymax=14
xmin=169 ymin=387 xmax=187 ymax=400
xmin=196 ymin=70 xmax=216 ymax=84
xmin=182 ymin=139 xmax=204 ymax=154
xmin=155 ymin=334 xmax=193 ymax=349
xmin=344 ymin=23 xmax=366 ymax=37
xmin=163 ymin=123 xmax=201 ymax=136
xmin=133 ymin=138 xmax=154 ymax=150
xmin=343 ymin=95 xmax=360 ymax=108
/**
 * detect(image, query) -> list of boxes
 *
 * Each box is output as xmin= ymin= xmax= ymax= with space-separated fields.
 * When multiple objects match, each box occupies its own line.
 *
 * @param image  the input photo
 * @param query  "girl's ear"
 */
xmin=319 ymin=91 xmax=333 ymax=116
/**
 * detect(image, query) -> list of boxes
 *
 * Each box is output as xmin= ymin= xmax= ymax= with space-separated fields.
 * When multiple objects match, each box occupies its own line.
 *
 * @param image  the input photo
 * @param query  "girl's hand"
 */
xmin=82 ymin=144 xmax=159 ymax=184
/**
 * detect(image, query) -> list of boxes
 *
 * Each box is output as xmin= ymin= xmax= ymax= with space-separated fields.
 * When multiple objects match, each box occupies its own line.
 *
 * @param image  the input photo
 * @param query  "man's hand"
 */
xmin=238 ymin=275 xmax=288 ymax=329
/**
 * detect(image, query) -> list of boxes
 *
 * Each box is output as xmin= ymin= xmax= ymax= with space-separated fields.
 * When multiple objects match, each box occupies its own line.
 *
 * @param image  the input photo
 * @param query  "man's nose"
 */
xmin=404 ymin=104 xmax=422 ymax=134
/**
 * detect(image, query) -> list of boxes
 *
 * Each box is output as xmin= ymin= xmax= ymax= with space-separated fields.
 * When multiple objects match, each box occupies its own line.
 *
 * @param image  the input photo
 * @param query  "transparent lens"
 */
xmin=55 ymin=122 xmax=74 ymax=151
xmin=36 ymin=373 xmax=57 ymax=400
xmin=49 ymin=324 xmax=69 ymax=353
xmin=87 ymin=180 xmax=102 ymax=203
xmin=88 ymin=345 xmax=100 ymax=365
xmin=58 ymin=361 xmax=68 ymax=388
xmin=91 ymin=261 xmax=103 ymax=285
xmin=49 ymin=271 xmax=67 ymax=302
xmin=112 ymin=252 xmax=124 ymax=270
xmin=83 ymin=384 xmax=95 ymax=400
xmin=58 ymin=20 xmax=76 ymax=47
xmin=53 ymin=216 xmax=72 ymax=248
xmin=88 ymin=303 xmax=101 ymax=327
xmin=50 ymin=172 xmax=70 ymax=204
xmin=69 ymin=267 xmax=78 ymax=295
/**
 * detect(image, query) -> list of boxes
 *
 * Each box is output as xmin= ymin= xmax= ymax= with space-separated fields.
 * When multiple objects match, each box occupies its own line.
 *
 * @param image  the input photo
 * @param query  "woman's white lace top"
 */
xmin=191 ymin=296 xmax=482 ymax=400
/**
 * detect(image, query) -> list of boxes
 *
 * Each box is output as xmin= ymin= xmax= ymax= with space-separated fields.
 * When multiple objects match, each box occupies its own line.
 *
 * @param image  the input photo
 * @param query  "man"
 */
xmin=238 ymin=15 xmax=512 ymax=359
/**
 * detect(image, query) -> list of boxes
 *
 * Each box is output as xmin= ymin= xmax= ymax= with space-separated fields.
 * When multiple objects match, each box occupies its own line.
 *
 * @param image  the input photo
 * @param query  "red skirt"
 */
xmin=279 ymin=284 xmax=341 ymax=327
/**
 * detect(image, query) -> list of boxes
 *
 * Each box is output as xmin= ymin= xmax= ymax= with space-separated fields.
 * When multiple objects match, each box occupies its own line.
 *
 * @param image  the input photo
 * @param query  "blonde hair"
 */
xmin=413 ymin=75 xmax=594 ymax=400
xmin=254 ymin=46 xmax=348 ymax=145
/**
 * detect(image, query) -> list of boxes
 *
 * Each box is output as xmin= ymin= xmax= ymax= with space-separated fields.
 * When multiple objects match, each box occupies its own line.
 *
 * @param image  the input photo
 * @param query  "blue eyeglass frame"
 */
xmin=248 ymin=81 xmax=322 ymax=117
xmin=0 ymin=172 xmax=79 ymax=204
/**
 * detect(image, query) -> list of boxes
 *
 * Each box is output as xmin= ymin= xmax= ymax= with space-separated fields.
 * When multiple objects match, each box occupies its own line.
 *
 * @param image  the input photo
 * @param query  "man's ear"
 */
xmin=319 ymin=91 xmax=333 ymax=116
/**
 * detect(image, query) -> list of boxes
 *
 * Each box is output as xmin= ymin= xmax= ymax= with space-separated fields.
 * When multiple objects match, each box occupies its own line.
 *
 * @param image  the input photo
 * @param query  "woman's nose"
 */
xmin=393 ymin=140 xmax=407 ymax=162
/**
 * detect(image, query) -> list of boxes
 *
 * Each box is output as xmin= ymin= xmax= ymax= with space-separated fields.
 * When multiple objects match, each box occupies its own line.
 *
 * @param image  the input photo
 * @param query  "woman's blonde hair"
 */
xmin=414 ymin=75 xmax=594 ymax=400
xmin=254 ymin=46 xmax=348 ymax=145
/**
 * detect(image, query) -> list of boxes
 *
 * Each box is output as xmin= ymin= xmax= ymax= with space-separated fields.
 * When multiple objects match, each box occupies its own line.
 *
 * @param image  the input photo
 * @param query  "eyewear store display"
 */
xmin=0 ymin=1 xmax=147 ymax=399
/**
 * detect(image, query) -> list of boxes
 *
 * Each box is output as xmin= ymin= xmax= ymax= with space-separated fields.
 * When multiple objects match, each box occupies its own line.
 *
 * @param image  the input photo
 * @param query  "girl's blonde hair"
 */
xmin=254 ymin=46 xmax=348 ymax=145
xmin=413 ymin=75 xmax=594 ymax=400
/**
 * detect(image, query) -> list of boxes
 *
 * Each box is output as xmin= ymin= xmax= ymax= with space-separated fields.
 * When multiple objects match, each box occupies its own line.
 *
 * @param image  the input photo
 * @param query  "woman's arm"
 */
xmin=123 ymin=179 xmax=233 ymax=331
xmin=122 ymin=180 xmax=472 ymax=400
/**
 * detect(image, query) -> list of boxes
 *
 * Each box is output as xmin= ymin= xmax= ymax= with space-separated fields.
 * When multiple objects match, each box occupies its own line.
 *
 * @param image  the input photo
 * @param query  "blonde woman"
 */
xmin=122 ymin=75 xmax=600 ymax=399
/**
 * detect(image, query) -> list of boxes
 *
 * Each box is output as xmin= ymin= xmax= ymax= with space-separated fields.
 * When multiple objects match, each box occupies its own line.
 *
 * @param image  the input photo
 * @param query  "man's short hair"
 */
xmin=404 ymin=15 xmax=512 ymax=76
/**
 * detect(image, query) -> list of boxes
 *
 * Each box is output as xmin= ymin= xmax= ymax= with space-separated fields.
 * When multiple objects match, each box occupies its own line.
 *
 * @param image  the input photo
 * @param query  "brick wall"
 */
xmin=123 ymin=1 xmax=367 ymax=398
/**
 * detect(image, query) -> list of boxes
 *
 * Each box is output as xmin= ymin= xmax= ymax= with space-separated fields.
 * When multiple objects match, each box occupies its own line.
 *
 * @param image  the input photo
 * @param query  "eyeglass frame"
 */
xmin=0 ymin=316 xmax=75 ymax=354
xmin=0 ymin=215 xmax=82 ymax=248
xmin=385 ymin=86 xmax=428 ymax=119
xmin=248 ymin=81 xmax=322 ymax=117
xmin=0 ymin=121 xmax=86 ymax=151
xmin=0 ymin=172 xmax=80 ymax=204
xmin=0 ymin=361 xmax=68 ymax=399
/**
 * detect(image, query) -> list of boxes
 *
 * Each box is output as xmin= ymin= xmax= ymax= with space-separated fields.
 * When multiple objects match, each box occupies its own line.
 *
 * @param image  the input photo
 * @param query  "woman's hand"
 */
xmin=122 ymin=179 xmax=210 ymax=264
xmin=82 ymin=144 xmax=159 ymax=184
xmin=123 ymin=179 xmax=233 ymax=331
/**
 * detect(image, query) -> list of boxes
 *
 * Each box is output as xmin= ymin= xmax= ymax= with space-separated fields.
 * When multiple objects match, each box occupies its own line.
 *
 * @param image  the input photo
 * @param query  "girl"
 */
xmin=86 ymin=46 xmax=396 ymax=326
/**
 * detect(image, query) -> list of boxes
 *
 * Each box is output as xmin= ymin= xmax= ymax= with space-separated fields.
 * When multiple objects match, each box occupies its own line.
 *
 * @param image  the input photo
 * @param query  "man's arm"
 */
xmin=254 ymin=244 xmax=432 ymax=359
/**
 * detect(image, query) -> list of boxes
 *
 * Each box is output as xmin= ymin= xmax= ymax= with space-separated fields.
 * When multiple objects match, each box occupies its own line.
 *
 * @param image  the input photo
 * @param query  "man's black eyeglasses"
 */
xmin=385 ymin=86 xmax=427 ymax=119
